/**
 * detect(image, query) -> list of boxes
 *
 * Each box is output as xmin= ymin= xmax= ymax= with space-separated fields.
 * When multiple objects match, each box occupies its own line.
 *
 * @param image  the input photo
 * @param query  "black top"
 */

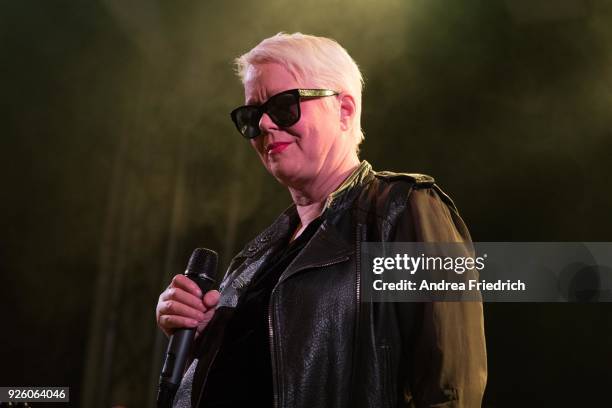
xmin=200 ymin=216 xmax=324 ymax=407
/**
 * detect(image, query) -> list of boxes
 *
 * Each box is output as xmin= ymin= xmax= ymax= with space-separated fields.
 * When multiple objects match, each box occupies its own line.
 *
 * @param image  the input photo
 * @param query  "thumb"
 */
xmin=202 ymin=290 xmax=220 ymax=309
xmin=195 ymin=308 xmax=216 ymax=336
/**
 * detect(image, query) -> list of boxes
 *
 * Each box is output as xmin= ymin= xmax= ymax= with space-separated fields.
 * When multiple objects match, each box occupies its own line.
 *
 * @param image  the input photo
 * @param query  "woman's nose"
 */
xmin=259 ymin=112 xmax=278 ymax=134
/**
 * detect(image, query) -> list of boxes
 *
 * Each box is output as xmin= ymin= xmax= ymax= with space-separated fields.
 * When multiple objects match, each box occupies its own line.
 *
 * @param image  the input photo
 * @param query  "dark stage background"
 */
xmin=2 ymin=0 xmax=611 ymax=407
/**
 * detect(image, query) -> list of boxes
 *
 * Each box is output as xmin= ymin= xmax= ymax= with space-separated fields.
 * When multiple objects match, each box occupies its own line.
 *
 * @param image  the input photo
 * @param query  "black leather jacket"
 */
xmin=189 ymin=161 xmax=487 ymax=408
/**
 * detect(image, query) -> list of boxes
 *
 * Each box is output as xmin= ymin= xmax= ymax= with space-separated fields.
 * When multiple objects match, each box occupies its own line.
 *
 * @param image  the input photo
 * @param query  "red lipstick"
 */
xmin=266 ymin=142 xmax=291 ymax=154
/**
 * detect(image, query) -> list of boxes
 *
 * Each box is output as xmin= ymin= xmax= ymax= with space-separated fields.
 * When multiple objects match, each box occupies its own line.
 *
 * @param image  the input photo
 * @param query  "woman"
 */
xmin=156 ymin=32 xmax=487 ymax=408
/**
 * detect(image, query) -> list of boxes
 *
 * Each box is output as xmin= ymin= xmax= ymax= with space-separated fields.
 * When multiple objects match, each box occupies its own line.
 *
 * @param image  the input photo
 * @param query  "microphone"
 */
xmin=157 ymin=248 xmax=218 ymax=408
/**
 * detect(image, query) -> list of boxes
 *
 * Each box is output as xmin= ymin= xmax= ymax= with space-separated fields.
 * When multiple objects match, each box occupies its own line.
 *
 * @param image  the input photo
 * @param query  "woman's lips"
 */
xmin=267 ymin=142 xmax=291 ymax=155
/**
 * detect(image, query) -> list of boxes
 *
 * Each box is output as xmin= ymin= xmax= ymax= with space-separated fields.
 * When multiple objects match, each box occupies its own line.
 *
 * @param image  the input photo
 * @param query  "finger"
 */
xmin=170 ymin=274 xmax=202 ymax=297
xmin=196 ymin=309 xmax=217 ymax=335
xmin=202 ymin=290 xmax=220 ymax=309
xmin=159 ymin=300 xmax=206 ymax=322
xmin=160 ymin=287 xmax=206 ymax=312
xmin=160 ymin=314 xmax=199 ymax=331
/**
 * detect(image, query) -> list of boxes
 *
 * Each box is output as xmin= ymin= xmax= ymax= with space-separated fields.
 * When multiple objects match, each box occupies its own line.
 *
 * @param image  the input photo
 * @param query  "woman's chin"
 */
xmin=266 ymin=161 xmax=304 ymax=187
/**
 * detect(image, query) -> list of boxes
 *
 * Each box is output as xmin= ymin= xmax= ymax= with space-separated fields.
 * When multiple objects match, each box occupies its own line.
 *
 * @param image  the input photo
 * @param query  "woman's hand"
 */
xmin=156 ymin=274 xmax=220 ymax=338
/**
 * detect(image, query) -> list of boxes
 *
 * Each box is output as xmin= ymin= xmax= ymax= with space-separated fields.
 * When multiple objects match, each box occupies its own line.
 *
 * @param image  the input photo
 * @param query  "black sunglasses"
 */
xmin=230 ymin=88 xmax=339 ymax=139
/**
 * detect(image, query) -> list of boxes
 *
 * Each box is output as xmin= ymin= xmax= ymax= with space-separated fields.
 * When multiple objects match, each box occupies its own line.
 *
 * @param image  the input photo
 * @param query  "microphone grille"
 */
xmin=186 ymin=248 xmax=218 ymax=276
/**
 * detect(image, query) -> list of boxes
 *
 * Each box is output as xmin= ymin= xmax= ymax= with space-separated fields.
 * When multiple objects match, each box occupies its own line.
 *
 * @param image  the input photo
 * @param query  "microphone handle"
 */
xmin=157 ymin=273 xmax=216 ymax=408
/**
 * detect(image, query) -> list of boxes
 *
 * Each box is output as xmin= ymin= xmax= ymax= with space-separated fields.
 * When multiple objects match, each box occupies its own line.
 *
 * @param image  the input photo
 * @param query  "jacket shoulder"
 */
xmin=366 ymin=169 xmax=459 ymax=218
xmin=374 ymin=170 xmax=435 ymax=188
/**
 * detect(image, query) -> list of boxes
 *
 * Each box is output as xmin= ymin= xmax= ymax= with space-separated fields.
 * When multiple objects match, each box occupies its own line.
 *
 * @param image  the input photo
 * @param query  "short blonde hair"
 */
xmin=235 ymin=32 xmax=365 ymax=149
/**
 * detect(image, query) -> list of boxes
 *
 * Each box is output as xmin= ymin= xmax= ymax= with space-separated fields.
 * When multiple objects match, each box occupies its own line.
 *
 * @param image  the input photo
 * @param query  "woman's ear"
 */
xmin=338 ymin=93 xmax=356 ymax=132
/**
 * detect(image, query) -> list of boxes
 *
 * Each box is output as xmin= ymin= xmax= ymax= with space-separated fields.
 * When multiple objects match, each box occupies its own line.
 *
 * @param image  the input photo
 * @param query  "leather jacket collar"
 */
xmin=236 ymin=160 xmax=374 ymax=261
xmin=217 ymin=161 xmax=374 ymax=310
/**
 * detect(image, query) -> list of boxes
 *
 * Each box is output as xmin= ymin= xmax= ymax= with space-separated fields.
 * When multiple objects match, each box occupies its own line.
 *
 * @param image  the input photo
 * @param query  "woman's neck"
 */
xmin=288 ymin=158 xmax=360 ymax=240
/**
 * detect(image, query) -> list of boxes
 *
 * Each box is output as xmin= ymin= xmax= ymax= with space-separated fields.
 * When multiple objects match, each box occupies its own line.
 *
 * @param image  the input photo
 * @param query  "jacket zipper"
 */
xmin=348 ymin=223 xmax=364 ymax=407
xmin=268 ymin=289 xmax=280 ymax=408
xmin=355 ymin=223 xmax=363 ymax=313
xmin=268 ymin=255 xmax=350 ymax=408
xmin=381 ymin=344 xmax=392 ymax=408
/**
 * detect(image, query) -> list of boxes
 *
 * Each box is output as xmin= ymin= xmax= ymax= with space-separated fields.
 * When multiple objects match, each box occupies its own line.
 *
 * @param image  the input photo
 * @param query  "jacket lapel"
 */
xmin=278 ymin=220 xmax=354 ymax=284
xmin=277 ymin=160 xmax=375 ymax=283
xmin=231 ymin=161 xmax=373 ymax=287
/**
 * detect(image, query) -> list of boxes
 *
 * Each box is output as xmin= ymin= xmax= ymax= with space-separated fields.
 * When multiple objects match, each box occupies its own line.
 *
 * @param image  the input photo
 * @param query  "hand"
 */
xmin=156 ymin=274 xmax=220 ymax=338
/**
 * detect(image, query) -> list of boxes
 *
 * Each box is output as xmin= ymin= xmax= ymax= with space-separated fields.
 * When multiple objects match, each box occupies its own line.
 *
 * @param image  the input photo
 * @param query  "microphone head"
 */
xmin=185 ymin=248 xmax=218 ymax=277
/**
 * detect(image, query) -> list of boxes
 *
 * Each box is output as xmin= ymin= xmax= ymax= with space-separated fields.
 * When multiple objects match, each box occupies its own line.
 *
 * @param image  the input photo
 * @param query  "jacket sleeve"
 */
xmin=392 ymin=185 xmax=487 ymax=408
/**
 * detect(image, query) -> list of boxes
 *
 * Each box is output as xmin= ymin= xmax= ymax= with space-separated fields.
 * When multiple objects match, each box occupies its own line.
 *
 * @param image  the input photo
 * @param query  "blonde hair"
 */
xmin=235 ymin=32 xmax=365 ymax=149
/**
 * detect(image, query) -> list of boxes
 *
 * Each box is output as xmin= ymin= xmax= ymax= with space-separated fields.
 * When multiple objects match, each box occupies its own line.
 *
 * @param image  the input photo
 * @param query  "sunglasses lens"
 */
xmin=231 ymin=90 xmax=302 ymax=138
xmin=268 ymin=92 xmax=300 ymax=127
xmin=232 ymin=106 xmax=261 ymax=138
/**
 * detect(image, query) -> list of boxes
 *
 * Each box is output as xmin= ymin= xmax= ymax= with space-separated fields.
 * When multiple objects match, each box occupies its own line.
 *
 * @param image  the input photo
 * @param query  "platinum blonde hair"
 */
xmin=235 ymin=32 xmax=365 ymax=149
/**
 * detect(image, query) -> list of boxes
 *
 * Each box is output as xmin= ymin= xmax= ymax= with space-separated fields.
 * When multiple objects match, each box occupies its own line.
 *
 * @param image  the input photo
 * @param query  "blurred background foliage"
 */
xmin=1 ymin=0 xmax=611 ymax=406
